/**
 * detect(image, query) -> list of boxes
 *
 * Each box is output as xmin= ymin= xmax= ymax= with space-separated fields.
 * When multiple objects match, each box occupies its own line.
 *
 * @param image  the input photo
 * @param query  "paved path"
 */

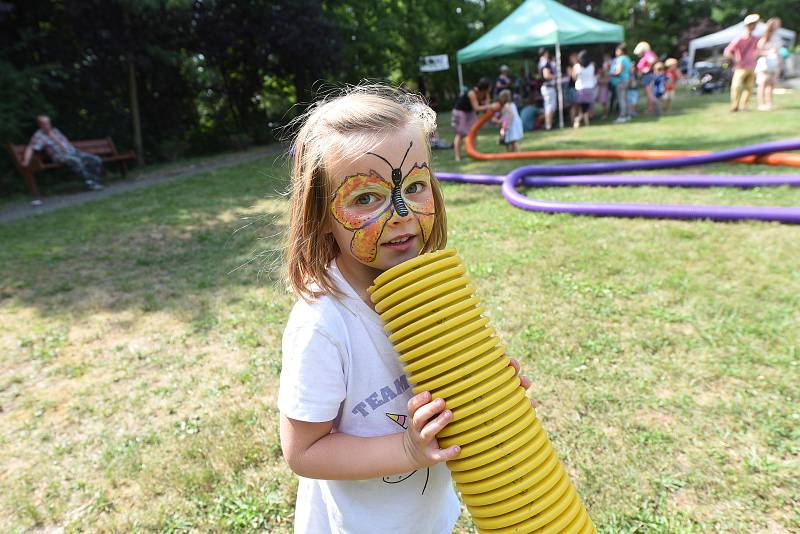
xmin=781 ymin=78 xmax=800 ymax=90
xmin=0 ymin=146 xmax=282 ymax=224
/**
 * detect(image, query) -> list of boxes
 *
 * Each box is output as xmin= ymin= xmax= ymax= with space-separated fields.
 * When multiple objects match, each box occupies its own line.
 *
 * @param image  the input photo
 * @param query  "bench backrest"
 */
xmin=71 ymin=138 xmax=118 ymax=156
xmin=6 ymin=137 xmax=120 ymax=167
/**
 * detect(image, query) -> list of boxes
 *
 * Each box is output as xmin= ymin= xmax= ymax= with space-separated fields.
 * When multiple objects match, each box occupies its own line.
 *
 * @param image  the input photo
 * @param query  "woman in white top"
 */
xmin=756 ymin=17 xmax=783 ymax=111
xmin=572 ymin=50 xmax=597 ymax=128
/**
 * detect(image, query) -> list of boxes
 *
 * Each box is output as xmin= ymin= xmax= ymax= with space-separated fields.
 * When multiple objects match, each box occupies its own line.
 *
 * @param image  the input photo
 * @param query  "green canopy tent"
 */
xmin=456 ymin=0 xmax=624 ymax=128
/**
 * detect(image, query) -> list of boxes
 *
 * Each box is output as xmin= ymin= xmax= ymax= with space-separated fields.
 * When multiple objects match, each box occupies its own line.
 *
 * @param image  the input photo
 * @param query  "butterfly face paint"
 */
xmin=330 ymin=141 xmax=436 ymax=265
xmin=367 ymin=141 xmax=413 ymax=217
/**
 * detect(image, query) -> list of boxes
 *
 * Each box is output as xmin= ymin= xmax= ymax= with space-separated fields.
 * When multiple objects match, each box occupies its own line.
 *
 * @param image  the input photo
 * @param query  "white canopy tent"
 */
xmin=688 ymin=21 xmax=796 ymax=70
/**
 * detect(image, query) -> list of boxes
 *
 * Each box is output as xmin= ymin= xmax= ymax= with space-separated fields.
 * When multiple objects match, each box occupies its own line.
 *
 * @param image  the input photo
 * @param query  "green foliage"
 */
xmin=2 ymin=0 xmax=799 ymax=196
xmin=0 ymin=60 xmax=57 ymax=191
xmin=0 ymin=61 xmax=55 ymax=145
xmin=711 ymin=0 xmax=799 ymax=33
xmin=600 ymin=0 xmax=713 ymax=53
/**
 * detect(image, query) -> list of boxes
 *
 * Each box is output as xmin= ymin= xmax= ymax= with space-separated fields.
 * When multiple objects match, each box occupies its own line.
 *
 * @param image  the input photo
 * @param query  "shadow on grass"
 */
xmin=0 ymin=157 xmax=288 ymax=321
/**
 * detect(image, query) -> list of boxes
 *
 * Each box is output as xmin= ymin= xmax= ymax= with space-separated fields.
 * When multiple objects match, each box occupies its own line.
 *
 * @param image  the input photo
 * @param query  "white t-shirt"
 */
xmin=756 ymin=35 xmax=782 ymax=74
xmin=278 ymin=260 xmax=460 ymax=534
xmin=574 ymin=63 xmax=597 ymax=91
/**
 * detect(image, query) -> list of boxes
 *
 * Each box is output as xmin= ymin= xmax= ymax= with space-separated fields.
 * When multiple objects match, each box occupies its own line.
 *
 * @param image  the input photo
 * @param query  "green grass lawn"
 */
xmin=1 ymin=89 xmax=799 ymax=533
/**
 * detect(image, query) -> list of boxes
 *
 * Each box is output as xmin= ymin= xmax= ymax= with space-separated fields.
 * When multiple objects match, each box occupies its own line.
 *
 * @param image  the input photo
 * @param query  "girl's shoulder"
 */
xmin=285 ymin=292 xmax=351 ymax=340
xmin=285 ymin=261 xmax=374 ymax=341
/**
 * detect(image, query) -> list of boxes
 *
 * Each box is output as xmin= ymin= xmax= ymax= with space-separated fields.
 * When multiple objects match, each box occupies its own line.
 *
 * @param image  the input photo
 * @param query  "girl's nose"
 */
xmin=389 ymin=205 xmax=413 ymax=223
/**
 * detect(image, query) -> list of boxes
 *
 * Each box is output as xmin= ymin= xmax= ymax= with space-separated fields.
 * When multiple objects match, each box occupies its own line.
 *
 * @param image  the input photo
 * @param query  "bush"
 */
xmin=0 ymin=60 xmax=57 ymax=196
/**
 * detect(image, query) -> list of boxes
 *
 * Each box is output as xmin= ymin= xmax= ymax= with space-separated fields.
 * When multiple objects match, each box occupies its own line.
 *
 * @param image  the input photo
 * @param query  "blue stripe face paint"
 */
xmin=367 ymin=141 xmax=413 ymax=217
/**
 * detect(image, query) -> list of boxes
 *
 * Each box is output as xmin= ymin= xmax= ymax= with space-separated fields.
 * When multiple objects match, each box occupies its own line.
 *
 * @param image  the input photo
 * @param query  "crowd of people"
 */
xmin=450 ymin=12 xmax=787 ymax=160
xmin=725 ymin=14 xmax=785 ymax=112
xmin=450 ymin=41 xmax=683 ymax=159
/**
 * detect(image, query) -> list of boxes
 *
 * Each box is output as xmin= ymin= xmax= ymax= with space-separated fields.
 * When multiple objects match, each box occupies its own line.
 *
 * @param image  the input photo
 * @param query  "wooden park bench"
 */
xmin=6 ymin=138 xmax=136 ymax=196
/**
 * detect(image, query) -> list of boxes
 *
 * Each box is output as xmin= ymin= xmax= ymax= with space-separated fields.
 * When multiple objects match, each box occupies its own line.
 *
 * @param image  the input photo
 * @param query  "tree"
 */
xmin=1 ymin=0 xmax=198 ymax=162
xmin=193 ymin=0 xmax=343 ymax=133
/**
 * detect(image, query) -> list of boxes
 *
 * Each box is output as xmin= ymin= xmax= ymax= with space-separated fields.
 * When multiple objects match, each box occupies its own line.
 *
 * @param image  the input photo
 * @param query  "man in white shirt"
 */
xmin=23 ymin=114 xmax=104 ymax=191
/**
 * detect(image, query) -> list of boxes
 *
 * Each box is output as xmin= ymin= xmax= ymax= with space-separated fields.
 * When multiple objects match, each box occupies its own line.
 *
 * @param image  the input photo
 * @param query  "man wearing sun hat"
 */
xmin=724 ymin=13 xmax=761 ymax=112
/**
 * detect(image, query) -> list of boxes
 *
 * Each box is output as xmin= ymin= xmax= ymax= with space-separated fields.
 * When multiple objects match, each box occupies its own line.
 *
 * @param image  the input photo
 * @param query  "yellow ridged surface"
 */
xmin=369 ymin=249 xmax=595 ymax=534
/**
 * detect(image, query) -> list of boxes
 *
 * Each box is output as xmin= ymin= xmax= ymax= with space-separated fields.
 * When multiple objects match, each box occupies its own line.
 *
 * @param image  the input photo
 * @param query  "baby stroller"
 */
xmin=691 ymin=61 xmax=732 ymax=94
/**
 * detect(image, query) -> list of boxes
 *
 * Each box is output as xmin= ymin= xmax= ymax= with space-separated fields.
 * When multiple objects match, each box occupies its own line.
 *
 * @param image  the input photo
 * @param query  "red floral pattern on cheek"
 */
xmin=351 ymin=208 xmax=392 ymax=263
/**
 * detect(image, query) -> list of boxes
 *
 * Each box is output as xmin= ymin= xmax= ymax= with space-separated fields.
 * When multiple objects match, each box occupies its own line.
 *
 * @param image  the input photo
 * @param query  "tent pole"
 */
xmin=457 ymin=63 xmax=464 ymax=95
xmin=555 ymin=41 xmax=564 ymax=129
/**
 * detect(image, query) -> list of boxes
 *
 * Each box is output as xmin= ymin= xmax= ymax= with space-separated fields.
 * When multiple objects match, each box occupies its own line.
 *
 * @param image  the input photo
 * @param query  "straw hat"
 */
xmin=743 ymin=13 xmax=760 ymax=25
xmin=634 ymin=41 xmax=651 ymax=55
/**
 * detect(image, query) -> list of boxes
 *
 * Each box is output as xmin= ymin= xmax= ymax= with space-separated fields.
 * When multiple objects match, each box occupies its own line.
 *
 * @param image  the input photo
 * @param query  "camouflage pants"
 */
xmin=56 ymin=151 xmax=103 ymax=185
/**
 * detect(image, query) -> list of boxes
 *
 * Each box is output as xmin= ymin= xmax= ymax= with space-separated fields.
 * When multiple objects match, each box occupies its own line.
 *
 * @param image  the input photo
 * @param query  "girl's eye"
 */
xmin=355 ymin=193 xmax=376 ymax=205
xmin=405 ymin=182 xmax=425 ymax=194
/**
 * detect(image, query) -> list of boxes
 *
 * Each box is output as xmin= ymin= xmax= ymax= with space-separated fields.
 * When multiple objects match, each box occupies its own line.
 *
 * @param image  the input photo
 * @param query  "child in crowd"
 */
xmin=596 ymin=53 xmax=612 ymax=119
xmin=572 ymin=50 xmax=596 ymax=128
xmin=652 ymin=62 xmax=667 ymax=115
xmin=566 ymin=52 xmax=579 ymax=125
xmin=663 ymin=58 xmax=680 ymax=111
xmin=609 ymin=43 xmax=632 ymax=123
xmin=627 ymin=72 xmax=640 ymax=117
xmin=498 ymin=89 xmax=524 ymax=151
xmin=279 ymin=85 xmax=534 ymax=533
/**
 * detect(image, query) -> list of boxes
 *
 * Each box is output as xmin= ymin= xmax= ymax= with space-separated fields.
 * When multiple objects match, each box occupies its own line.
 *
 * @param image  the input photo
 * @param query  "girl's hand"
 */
xmin=508 ymin=357 xmax=540 ymax=408
xmin=402 ymin=392 xmax=460 ymax=469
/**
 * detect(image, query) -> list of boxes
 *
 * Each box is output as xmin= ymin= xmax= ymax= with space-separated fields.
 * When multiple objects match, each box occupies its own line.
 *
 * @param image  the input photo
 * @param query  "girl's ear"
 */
xmin=320 ymin=214 xmax=333 ymax=235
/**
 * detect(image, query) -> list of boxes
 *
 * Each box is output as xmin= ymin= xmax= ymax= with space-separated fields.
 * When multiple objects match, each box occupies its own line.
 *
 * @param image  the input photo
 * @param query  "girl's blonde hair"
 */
xmin=286 ymin=85 xmax=448 ymax=301
xmin=498 ymin=89 xmax=512 ymax=103
xmin=764 ymin=17 xmax=781 ymax=40
xmin=634 ymin=41 xmax=651 ymax=56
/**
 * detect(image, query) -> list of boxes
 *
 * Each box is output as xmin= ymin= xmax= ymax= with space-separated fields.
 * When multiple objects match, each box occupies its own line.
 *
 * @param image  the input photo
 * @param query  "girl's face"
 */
xmin=326 ymin=127 xmax=436 ymax=276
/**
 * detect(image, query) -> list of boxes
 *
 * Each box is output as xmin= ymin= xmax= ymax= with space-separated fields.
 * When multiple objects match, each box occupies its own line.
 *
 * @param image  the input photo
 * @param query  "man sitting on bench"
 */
xmin=22 ymin=114 xmax=105 ymax=191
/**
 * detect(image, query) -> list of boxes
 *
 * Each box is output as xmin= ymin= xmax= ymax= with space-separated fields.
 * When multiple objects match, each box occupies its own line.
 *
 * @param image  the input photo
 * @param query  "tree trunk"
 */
xmin=128 ymin=56 xmax=144 ymax=165
xmin=294 ymin=68 xmax=312 ymax=111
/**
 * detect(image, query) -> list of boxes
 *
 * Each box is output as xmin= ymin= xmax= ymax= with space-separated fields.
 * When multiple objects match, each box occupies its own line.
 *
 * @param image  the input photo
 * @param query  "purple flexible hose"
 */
xmin=435 ymin=138 xmax=800 ymax=223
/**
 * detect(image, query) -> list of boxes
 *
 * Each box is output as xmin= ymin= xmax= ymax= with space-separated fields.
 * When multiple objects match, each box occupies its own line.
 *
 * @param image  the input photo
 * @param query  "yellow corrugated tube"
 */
xmin=368 ymin=248 xmax=595 ymax=534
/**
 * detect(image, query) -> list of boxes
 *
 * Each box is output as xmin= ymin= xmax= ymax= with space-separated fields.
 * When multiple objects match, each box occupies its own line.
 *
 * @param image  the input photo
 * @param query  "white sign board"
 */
xmin=419 ymin=54 xmax=449 ymax=72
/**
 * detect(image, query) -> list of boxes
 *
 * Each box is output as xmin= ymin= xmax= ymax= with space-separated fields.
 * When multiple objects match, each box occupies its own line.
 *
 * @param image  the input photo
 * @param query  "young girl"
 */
xmin=596 ymin=53 xmax=612 ymax=119
xmin=497 ymin=89 xmax=523 ymax=152
xmin=627 ymin=72 xmax=640 ymax=118
xmin=652 ymin=62 xmax=667 ymax=116
xmin=571 ymin=50 xmax=596 ymax=128
xmin=662 ymin=58 xmax=680 ymax=112
xmin=634 ymin=41 xmax=658 ymax=114
xmin=756 ymin=17 xmax=783 ymax=111
xmin=278 ymin=86 xmax=533 ymax=533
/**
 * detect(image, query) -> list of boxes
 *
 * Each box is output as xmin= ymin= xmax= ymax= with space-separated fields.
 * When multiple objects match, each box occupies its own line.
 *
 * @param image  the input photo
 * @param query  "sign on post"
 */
xmin=419 ymin=54 xmax=450 ymax=72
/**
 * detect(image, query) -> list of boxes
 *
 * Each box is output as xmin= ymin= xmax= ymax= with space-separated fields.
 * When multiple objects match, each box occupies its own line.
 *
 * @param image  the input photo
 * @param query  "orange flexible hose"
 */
xmin=465 ymin=111 xmax=800 ymax=167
